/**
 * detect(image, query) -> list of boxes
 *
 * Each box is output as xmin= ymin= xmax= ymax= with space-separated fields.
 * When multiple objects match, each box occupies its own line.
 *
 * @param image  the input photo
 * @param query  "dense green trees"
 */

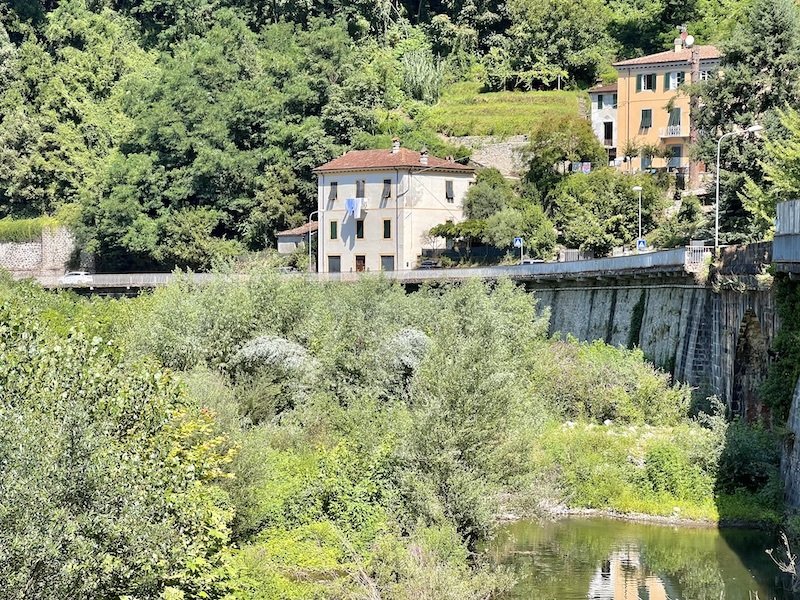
xmin=0 ymin=0 xmax=768 ymax=269
xmin=693 ymin=0 xmax=800 ymax=243
xmin=549 ymin=169 xmax=665 ymax=255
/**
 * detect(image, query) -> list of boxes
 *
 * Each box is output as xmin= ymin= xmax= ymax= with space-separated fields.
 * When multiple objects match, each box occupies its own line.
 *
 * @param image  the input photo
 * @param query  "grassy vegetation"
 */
xmin=425 ymin=82 xmax=584 ymax=137
xmin=533 ymin=419 xmax=783 ymax=524
xmin=0 ymin=216 xmax=59 ymax=243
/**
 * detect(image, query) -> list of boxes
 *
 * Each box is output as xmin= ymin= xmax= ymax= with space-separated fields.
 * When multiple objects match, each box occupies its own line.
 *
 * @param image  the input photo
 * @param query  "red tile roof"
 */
xmin=276 ymin=221 xmax=318 ymax=237
xmin=589 ymin=82 xmax=618 ymax=93
xmin=613 ymin=45 xmax=721 ymax=67
xmin=314 ymin=148 xmax=474 ymax=173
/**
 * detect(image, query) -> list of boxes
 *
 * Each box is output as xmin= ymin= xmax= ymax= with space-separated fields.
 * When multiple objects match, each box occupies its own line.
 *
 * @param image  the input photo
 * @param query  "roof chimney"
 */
xmin=391 ymin=137 xmax=400 ymax=154
xmin=419 ymin=148 xmax=428 ymax=166
xmin=674 ymin=37 xmax=682 ymax=53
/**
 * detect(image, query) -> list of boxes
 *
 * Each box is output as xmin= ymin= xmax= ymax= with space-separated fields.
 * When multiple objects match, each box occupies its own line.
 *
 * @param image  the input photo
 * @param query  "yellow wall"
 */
xmin=616 ymin=65 xmax=692 ymax=172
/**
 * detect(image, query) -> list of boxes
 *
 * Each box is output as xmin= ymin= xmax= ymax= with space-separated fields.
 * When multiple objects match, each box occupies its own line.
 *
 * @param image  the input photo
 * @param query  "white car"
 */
xmin=59 ymin=271 xmax=93 ymax=285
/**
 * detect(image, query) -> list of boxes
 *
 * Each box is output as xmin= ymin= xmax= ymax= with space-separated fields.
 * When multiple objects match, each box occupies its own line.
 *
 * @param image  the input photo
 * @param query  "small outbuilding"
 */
xmin=276 ymin=221 xmax=318 ymax=254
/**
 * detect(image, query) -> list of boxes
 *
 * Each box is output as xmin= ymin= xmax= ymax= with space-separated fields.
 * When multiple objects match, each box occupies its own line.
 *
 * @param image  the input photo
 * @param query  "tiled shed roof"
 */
xmin=276 ymin=221 xmax=318 ymax=237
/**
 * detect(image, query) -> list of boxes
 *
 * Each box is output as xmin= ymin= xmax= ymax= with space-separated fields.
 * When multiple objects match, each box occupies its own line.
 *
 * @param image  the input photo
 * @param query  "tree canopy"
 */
xmin=0 ymin=0 xmax=761 ymax=268
xmin=693 ymin=0 xmax=800 ymax=243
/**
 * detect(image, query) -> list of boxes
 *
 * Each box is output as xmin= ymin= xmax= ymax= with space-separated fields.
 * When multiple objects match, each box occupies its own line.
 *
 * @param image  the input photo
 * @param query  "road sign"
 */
xmin=637 ymin=238 xmax=647 ymax=252
xmin=513 ymin=237 xmax=523 ymax=248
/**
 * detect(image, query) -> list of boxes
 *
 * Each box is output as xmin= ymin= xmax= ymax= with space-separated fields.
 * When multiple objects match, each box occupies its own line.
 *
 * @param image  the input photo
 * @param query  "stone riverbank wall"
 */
xmin=528 ymin=242 xmax=778 ymax=421
xmin=0 ymin=227 xmax=75 ymax=278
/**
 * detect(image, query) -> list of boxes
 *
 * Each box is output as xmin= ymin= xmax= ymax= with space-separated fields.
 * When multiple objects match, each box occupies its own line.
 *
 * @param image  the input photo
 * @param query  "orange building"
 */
xmin=613 ymin=34 xmax=720 ymax=188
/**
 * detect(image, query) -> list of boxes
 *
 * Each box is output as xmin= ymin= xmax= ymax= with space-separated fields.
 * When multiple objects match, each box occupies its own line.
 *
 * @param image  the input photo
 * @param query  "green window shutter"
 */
xmin=664 ymin=72 xmax=671 ymax=90
xmin=636 ymin=74 xmax=642 ymax=92
xmin=641 ymin=109 xmax=652 ymax=128
xmin=598 ymin=94 xmax=603 ymax=109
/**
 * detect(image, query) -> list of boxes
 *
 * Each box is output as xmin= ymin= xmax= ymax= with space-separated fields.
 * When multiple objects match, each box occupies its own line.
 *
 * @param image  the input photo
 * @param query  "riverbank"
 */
xmin=523 ymin=419 xmax=784 ymax=526
xmin=498 ymin=503 xmax=778 ymax=530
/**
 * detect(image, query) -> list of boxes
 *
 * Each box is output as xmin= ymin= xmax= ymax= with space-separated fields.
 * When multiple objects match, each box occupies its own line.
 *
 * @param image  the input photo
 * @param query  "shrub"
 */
xmin=536 ymin=339 xmax=691 ymax=425
xmin=0 ymin=215 xmax=59 ymax=242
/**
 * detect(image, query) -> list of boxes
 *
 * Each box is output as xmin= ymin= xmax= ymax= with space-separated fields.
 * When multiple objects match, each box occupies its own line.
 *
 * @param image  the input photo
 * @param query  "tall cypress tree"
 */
xmin=693 ymin=0 xmax=800 ymax=243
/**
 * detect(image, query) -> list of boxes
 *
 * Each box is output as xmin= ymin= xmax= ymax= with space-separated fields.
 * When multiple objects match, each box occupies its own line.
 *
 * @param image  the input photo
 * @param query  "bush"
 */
xmin=536 ymin=339 xmax=691 ymax=425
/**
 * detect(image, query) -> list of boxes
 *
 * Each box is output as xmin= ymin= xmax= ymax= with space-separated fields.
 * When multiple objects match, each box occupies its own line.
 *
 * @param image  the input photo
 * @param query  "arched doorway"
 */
xmin=732 ymin=311 xmax=770 ymax=422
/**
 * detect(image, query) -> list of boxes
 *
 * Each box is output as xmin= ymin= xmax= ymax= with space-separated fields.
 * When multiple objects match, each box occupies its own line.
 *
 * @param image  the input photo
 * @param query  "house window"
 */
xmin=445 ymin=180 xmax=454 ymax=203
xmin=668 ymin=144 xmax=683 ymax=169
xmin=383 ymin=219 xmax=391 ymax=239
xmin=640 ymin=109 xmax=653 ymax=129
xmin=597 ymin=94 xmax=604 ymax=109
xmin=328 ymin=255 xmax=341 ymax=273
xmin=355 ymin=255 xmax=366 ymax=272
xmin=380 ymin=255 xmax=395 ymax=271
xmin=328 ymin=181 xmax=338 ymax=201
xmin=641 ymin=153 xmax=652 ymax=169
xmin=330 ymin=220 xmax=338 ymax=240
xmin=356 ymin=219 xmax=364 ymax=239
xmin=637 ymin=73 xmax=657 ymax=92
xmin=700 ymin=70 xmax=710 ymax=81
xmin=665 ymin=71 xmax=686 ymax=90
xmin=603 ymin=122 xmax=613 ymax=146
xmin=382 ymin=179 xmax=392 ymax=200
xmin=668 ymin=107 xmax=682 ymax=127
xmin=356 ymin=179 xmax=365 ymax=197
xmin=612 ymin=93 xmax=618 ymax=108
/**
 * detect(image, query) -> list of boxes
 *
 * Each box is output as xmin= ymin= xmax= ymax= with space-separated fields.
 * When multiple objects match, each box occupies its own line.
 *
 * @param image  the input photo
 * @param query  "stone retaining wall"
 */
xmin=0 ymin=227 xmax=75 ymax=277
xmin=445 ymin=135 xmax=529 ymax=177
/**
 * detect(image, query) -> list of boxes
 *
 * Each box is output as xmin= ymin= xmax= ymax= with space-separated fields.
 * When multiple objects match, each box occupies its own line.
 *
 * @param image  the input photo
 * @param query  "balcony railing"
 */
xmin=659 ymin=125 xmax=689 ymax=138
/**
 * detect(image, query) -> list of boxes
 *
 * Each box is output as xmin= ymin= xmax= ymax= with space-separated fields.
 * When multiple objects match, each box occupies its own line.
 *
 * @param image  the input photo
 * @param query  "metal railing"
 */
xmin=684 ymin=246 xmax=713 ymax=272
xmin=32 ymin=247 xmax=710 ymax=290
xmin=659 ymin=125 xmax=689 ymax=138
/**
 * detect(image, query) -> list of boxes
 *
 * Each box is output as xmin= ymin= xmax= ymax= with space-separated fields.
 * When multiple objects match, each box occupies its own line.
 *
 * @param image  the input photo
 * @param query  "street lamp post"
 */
xmin=714 ymin=124 xmax=763 ymax=251
xmin=632 ymin=185 xmax=643 ymax=244
xmin=308 ymin=210 xmax=319 ymax=272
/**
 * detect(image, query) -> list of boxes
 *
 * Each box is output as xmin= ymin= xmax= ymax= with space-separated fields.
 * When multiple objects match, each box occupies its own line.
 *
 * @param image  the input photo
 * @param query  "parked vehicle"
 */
xmin=59 ymin=271 xmax=93 ymax=285
xmin=418 ymin=259 xmax=440 ymax=269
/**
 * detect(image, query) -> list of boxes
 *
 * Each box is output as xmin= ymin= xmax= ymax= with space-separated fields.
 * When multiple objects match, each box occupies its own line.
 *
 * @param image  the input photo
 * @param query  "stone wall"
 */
xmin=445 ymin=135 xmax=528 ymax=177
xmin=782 ymin=379 xmax=800 ymax=507
xmin=531 ymin=279 xmax=717 ymax=393
xmin=528 ymin=244 xmax=779 ymax=418
xmin=0 ymin=227 xmax=76 ymax=277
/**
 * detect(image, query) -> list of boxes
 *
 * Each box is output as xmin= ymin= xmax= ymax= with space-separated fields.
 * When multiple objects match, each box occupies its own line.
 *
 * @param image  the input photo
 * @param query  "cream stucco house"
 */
xmin=313 ymin=141 xmax=474 ymax=273
xmin=588 ymin=82 xmax=618 ymax=164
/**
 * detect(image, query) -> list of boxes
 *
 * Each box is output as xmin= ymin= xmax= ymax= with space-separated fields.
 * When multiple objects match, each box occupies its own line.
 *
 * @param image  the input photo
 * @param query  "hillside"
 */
xmin=426 ymin=83 xmax=586 ymax=137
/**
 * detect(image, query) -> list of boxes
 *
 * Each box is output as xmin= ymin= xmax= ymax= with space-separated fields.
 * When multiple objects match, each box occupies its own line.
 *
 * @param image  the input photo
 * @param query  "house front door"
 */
xmin=355 ymin=255 xmax=366 ymax=272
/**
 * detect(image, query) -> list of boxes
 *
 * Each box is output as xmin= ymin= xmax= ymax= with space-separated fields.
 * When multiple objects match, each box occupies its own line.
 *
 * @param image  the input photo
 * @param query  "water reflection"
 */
xmin=488 ymin=517 xmax=794 ymax=600
xmin=587 ymin=550 xmax=674 ymax=600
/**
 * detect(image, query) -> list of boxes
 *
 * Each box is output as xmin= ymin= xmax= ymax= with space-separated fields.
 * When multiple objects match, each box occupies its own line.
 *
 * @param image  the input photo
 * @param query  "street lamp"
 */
xmin=632 ymin=185 xmax=643 ymax=245
xmin=714 ymin=124 xmax=763 ymax=251
xmin=308 ymin=210 xmax=319 ymax=272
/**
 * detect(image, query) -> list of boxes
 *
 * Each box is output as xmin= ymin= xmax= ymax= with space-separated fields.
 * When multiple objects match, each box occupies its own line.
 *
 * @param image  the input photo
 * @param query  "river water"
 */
xmin=488 ymin=517 xmax=796 ymax=600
